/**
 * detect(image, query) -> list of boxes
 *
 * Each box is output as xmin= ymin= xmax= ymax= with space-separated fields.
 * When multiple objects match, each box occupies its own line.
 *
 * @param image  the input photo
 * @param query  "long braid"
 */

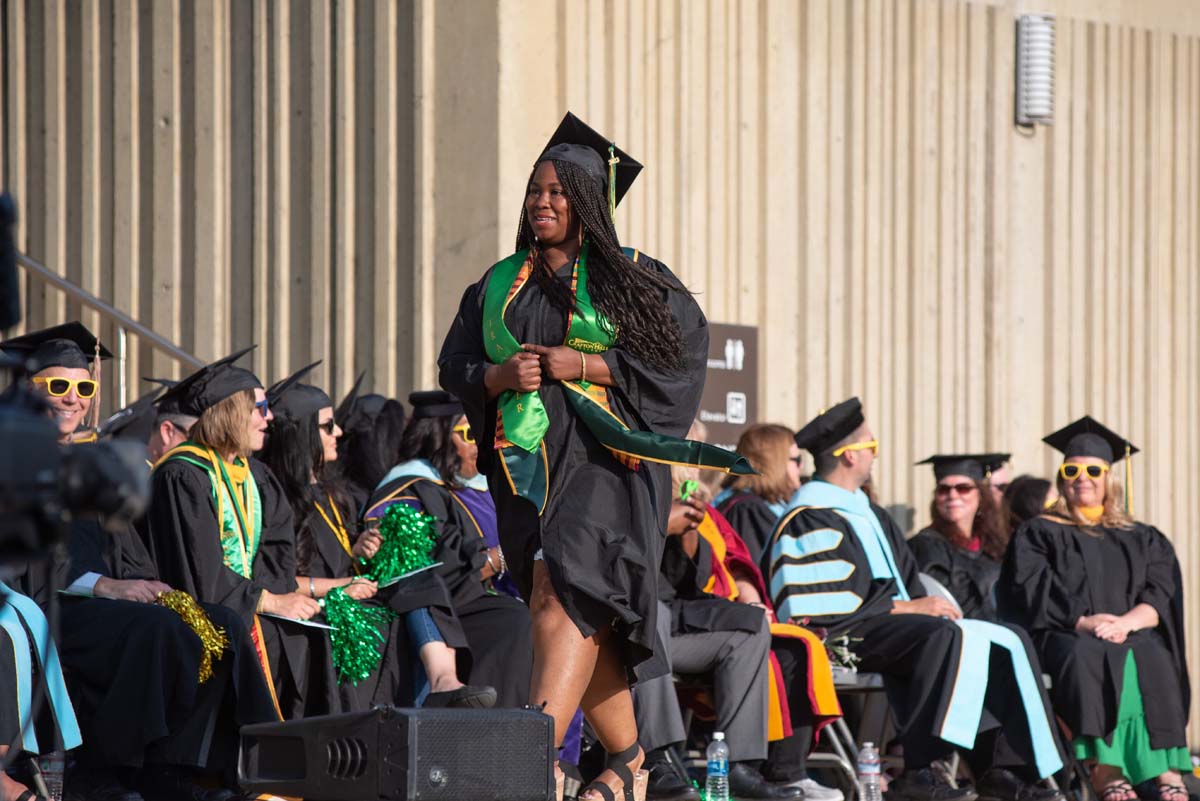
xmin=515 ymin=159 xmax=686 ymax=371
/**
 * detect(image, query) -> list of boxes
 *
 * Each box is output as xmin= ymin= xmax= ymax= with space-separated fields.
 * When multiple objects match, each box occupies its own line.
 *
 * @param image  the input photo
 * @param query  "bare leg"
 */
xmin=579 ymin=635 xmax=644 ymax=800
xmin=528 ymin=560 xmax=600 ymax=745
xmin=1092 ymin=763 xmax=1136 ymax=801
xmin=419 ymin=641 xmax=465 ymax=693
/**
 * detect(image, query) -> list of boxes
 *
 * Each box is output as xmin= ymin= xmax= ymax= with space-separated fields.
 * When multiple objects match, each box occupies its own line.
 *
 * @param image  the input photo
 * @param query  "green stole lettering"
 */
xmin=481 ymin=242 xmax=754 ymax=510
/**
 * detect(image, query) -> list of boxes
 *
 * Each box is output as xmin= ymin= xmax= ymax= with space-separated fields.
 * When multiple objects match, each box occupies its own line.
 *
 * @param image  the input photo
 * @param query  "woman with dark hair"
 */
xmin=333 ymin=374 xmax=407 ymax=508
xmin=364 ymin=392 xmax=532 ymax=710
xmin=907 ymin=454 xmax=1010 ymax=621
xmin=1003 ymin=475 xmax=1056 ymax=530
xmin=438 ymin=113 xmax=749 ymax=801
xmin=261 ymin=369 xmax=493 ymax=709
xmin=1000 ymin=418 xmax=1189 ymax=801
xmin=716 ymin=424 xmax=804 ymax=565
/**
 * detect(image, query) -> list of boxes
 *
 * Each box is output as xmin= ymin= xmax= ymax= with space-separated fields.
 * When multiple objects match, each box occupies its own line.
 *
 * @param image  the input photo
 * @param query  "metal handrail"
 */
xmin=15 ymin=251 xmax=203 ymax=406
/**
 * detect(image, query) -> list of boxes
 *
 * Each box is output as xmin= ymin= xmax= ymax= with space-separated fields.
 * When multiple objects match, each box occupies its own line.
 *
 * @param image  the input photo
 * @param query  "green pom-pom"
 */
xmin=365 ymin=503 xmax=438 ymax=584
xmin=322 ymin=587 xmax=396 ymax=685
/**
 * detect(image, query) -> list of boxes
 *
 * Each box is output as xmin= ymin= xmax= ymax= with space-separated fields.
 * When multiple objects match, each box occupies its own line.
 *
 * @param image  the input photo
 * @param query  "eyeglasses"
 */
xmin=1059 ymin=463 xmax=1109 ymax=481
xmin=318 ymin=419 xmax=337 ymax=435
xmin=254 ymin=399 xmax=270 ymax=418
xmin=991 ymin=482 xmax=1010 ymax=494
xmin=935 ymin=482 xmax=978 ymax=497
xmin=32 ymin=376 xmax=99 ymax=399
xmin=452 ymin=424 xmax=475 ymax=444
xmin=789 ymin=455 xmax=804 ymax=466
xmin=832 ymin=439 xmax=879 ymax=458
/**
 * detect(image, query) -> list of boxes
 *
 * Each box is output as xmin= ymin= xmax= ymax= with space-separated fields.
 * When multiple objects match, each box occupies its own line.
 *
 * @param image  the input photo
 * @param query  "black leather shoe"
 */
xmin=887 ymin=768 xmax=980 ymax=801
xmin=424 ymin=684 xmax=497 ymax=708
xmin=728 ymin=762 xmax=805 ymax=800
xmin=977 ymin=769 xmax=1065 ymax=801
xmin=643 ymin=749 xmax=700 ymax=801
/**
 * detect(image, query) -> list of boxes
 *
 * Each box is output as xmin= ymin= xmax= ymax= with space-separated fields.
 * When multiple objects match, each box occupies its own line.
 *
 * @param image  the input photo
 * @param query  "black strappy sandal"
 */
xmin=1156 ymin=784 xmax=1189 ymax=801
xmin=1098 ymin=781 xmax=1136 ymax=801
xmin=579 ymin=743 xmax=646 ymax=801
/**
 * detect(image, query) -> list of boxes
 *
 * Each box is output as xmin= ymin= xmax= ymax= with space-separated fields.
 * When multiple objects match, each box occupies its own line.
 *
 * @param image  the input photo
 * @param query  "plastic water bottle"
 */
xmin=705 ymin=731 xmax=730 ymax=801
xmin=858 ymin=741 xmax=882 ymax=801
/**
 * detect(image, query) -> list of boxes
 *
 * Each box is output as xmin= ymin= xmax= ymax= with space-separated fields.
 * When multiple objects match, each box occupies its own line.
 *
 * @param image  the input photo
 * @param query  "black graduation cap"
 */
xmin=155 ymin=346 xmax=261 ymax=418
xmin=539 ymin=112 xmax=643 ymax=208
xmin=143 ymin=376 xmax=178 ymax=390
xmin=1043 ymin=415 xmax=1138 ymax=464
xmin=99 ymin=387 xmax=165 ymax=443
xmin=267 ymin=361 xmax=331 ymax=422
xmin=334 ymin=371 xmax=367 ymax=428
xmin=408 ymin=390 xmax=463 ymax=420
xmin=0 ymin=321 xmax=113 ymax=374
xmin=793 ymin=397 xmax=865 ymax=456
xmin=915 ymin=453 xmax=1012 ymax=483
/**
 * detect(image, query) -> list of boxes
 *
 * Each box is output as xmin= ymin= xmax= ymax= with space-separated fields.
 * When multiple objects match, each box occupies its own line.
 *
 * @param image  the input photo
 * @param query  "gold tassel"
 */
xmin=607 ymin=143 xmax=619 ymax=219
xmin=156 ymin=590 xmax=230 ymax=684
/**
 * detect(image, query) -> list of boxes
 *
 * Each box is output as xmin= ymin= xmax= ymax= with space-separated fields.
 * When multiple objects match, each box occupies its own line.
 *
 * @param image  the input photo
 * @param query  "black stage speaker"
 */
xmin=239 ymin=706 xmax=555 ymax=801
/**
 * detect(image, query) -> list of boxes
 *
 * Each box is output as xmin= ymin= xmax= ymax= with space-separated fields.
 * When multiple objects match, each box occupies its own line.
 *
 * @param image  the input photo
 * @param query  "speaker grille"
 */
xmin=411 ymin=711 xmax=552 ymax=800
xmin=325 ymin=737 xmax=370 ymax=780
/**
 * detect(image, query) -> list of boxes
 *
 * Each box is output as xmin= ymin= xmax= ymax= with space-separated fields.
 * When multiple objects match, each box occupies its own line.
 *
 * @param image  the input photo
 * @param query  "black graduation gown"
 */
xmin=438 ymin=252 xmax=707 ymax=683
xmin=299 ymin=500 xmax=414 ymax=707
xmin=766 ymin=503 xmax=1065 ymax=772
xmin=998 ymin=516 xmax=1189 ymax=749
xmin=660 ymin=533 xmax=763 ymax=637
xmin=365 ymin=476 xmax=533 ymax=708
xmin=55 ymin=518 xmax=276 ymax=769
xmin=145 ymin=456 xmax=349 ymax=719
xmin=908 ymin=528 xmax=1001 ymax=622
xmin=717 ymin=491 xmax=781 ymax=567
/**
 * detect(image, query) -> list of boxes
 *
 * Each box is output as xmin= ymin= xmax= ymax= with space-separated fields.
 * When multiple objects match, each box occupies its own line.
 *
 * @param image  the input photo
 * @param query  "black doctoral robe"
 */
xmin=659 ymin=533 xmax=764 ymax=637
xmin=145 ymin=455 xmax=358 ymax=719
xmin=998 ymin=516 xmax=1189 ymax=750
xmin=438 ymin=251 xmax=706 ymax=683
xmin=364 ymin=473 xmax=533 ymax=707
xmin=58 ymin=518 xmax=276 ymax=769
xmin=717 ymin=491 xmax=781 ymax=567
xmin=766 ymin=501 xmax=1065 ymax=775
xmin=908 ymin=527 xmax=1001 ymax=622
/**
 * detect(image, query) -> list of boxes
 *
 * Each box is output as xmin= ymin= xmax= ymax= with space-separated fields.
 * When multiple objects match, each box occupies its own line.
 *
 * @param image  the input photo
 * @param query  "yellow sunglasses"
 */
xmin=832 ymin=439 xmax=879 ymax=458
xmin=1059 ymin=463 xmax=1109 ymax=481
xmin=452 ymin=424 xmax=475 ymax=444
xmin=32 ymin=376 xmax=99 ymax=399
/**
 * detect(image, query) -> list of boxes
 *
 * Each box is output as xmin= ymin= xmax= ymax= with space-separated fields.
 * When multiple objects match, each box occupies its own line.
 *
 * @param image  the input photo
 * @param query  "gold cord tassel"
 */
xmin=607 ymin=143 xmax=618 ymax=219
xmin=1124 ymin=443 xmax=1133 ymax=516
xmin=156 ymin=590 xmax=230 ymax=684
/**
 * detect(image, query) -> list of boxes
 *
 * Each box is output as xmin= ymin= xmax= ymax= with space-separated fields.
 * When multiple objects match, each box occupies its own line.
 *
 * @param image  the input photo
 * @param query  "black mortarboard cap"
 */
xmin=334 ymin=371 xmax=367 ymax=428
xmin=539 ymin=112 xmax=642 ymax=208
xmin=915 ymin=453 xmax=1012 ymax=483
xmin=143 ymin=376 xmax=178 ymax=390
xmin=155 ymin=346 xmax=261 ymax=418
xmin=408 ymin=390 xmax=463 ymax=420
xmin=0 ymin=321 xmax=113 ymax=374
xmin=99 ymin=387 xmax=165 ymax=443
xmin=1043 ymin=416 xmax=1138 ymax=464
xmin=268 ymin=362 xmax=331 ymax=422
xmin=794 ymin=397 xmax=865 ymax=456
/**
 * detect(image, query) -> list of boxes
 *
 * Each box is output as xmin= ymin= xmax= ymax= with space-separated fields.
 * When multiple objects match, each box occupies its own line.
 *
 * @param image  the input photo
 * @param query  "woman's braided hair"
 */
xmin=515 ymin=158 xmax=686 ymax=372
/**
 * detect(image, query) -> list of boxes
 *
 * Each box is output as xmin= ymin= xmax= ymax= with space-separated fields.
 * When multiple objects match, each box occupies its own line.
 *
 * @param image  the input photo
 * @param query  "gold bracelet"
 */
xmin=579 ymin=351 xmax=587 ymax=382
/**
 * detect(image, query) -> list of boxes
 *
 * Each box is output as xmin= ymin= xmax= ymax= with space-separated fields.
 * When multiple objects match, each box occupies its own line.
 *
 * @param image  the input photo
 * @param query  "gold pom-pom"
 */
xmin=156 ymin=590 xmax=230 ymax=684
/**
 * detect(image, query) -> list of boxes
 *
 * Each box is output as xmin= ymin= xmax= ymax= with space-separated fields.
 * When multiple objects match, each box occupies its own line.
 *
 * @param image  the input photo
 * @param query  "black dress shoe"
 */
xmin=728 ymin=762 xmax=805 ymax=800
xmin=888 ymin=768 xmax=979 ymax=801
xmin=424 ymin=684 xmax=497 ymax=708
xmin=977 ymin=769 xmax=1065 ymax=801
xmin=643 ymin=750 xmax=700 ymax=801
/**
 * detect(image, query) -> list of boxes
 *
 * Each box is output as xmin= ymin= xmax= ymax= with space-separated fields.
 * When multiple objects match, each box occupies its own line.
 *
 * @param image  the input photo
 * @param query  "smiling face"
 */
xmin=525 ymin=161 xmax=580 ymax=247
xmin=317 ymin=405 xmax=341 ymax=465
xmin=934 ymin=474 xmax=981 ymax=529
xmin=1060 ymin=455 xmax=1109 ymax=508
xmin=249 ymin=387 xmax=271 ymax=452
xmin=32 ymin=366 xmax=94 ymax=438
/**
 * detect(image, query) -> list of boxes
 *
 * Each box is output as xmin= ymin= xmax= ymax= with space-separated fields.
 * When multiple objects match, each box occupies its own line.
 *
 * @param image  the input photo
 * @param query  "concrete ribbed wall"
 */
xmin=4 ymin=0 xmax=1200 ymax=743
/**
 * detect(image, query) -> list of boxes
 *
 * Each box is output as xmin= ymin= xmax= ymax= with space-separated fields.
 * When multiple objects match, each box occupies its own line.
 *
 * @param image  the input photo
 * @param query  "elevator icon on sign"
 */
xmin=726 ymin=392 xmax=747 ymax=425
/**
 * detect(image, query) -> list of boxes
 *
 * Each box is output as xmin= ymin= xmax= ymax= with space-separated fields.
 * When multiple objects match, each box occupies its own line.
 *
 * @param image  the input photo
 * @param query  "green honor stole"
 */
xmin=481 ymin=242 xmax=754 ymax=511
